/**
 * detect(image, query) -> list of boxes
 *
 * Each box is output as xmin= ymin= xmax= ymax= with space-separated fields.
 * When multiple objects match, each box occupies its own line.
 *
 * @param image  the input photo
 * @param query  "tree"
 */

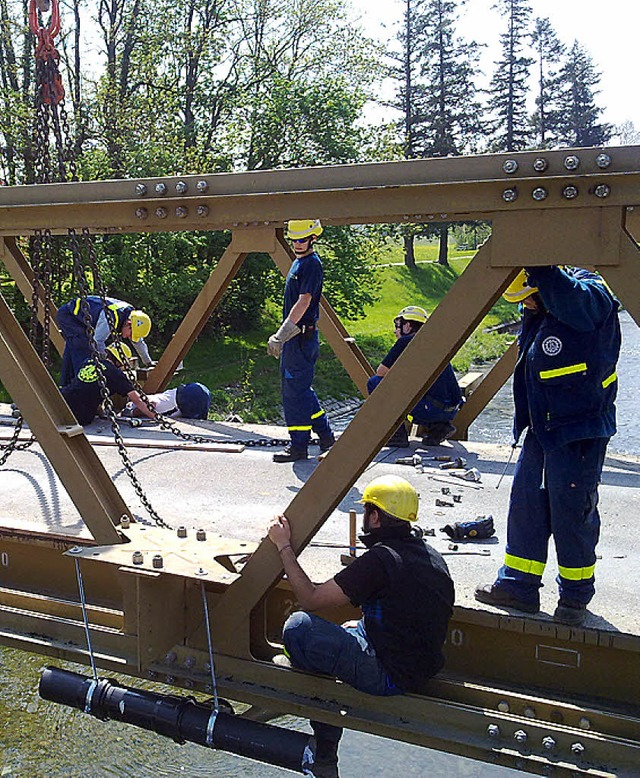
xmin=555 ymin=41 xmax=611 ymax=148
xmin=487 ymin=0 xmax=533 ymax=152
xmin=530 ymin=16 xmax=565 ymax=148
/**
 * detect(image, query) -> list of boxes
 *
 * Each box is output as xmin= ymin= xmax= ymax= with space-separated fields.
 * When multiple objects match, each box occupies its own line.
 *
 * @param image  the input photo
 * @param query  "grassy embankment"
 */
xmin=180 ymin=244 xmax=516 ymax=423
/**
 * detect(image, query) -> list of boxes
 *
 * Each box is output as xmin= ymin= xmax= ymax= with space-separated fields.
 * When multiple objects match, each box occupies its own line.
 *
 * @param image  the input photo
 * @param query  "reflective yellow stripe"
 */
xmin=288 ymin=425 xmax=312 ymax=432
xmin=539 ymin=363 xmax=587 ymax=380
xmin=407 ymin=414 xmax=414 ymax=423
xmin=310 ymin=409 xmax=325 ymax=420
xmin=73 ymin=298 xmax=81 ymax=316
xmin=504 ymin=553 xmax=546 ymax=577
xmin=602 ymin=371 xmax=617 ymax=389
xmin=558 ymin=563 xmax=596 ymax=581
xmin=108 ymin=303 xmax=121 ymax=329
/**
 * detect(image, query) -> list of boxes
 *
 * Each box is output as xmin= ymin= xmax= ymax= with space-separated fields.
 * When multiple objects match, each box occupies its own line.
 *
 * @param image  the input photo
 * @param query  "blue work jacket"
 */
xmin=512 ymin=266 xmax=621 ymax=450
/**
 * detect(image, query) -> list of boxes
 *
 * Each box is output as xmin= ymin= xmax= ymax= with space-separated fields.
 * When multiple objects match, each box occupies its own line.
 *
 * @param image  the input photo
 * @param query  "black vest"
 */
xmin=362 ymin=534 xmax=454 ymax=693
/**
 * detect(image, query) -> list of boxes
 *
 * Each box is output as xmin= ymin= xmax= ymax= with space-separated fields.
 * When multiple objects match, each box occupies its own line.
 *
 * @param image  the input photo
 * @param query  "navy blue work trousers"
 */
xmin=280 ymin=333 xmax=331 ymax=449
xmin=497 ymin=430 xmax=608 ymax=607
xmin=367 ymin=374 xmax=457 ymax=425
xmin=283 ymin=611 xmax=402 ymax=696
xmin=56 ymin=306 xmax=94 ymax=386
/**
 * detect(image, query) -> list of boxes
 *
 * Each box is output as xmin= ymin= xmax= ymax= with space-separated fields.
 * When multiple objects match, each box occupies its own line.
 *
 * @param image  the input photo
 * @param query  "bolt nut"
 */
xmin=196 ymin=180 xmax=209 ymax=193
xmin=514 ymin=730 xmax=527 ymax=744
xmin=532 ymin=157 xmax=548 ymax=172
xmin=571 ymin=742 xmax=585 ymax=757
xmin=155 ymin=207 xmax=168 ymax=219
xmin=120 ymin=516 xmax=130 ymax=528
xmin=542 ymin=736 xmax=556 ymax=751
xmin=184 ymin=655 xmax=196 ymax=668
xmin=497 ymin=700 xmax=510 ymax=713
xmin=177 ymin=526 xmax=187 ymax=538
xmin=195 ymin=567 xmax=209 ymax=576
xmin=152 ymin=554 xmax=163 ymax=569
xmin=165 ymin=651 xmax=177 ymax=664
xmin=175 ymin=180 xmax=188 ymax=194
xmin=564 ymin=155 xmax=580 ymax=171
xmin=502 ymin=187 xmax=518 ymax=203
xmin=135 ymin=207 xmax=148 ymax=219
xmin=196 ymin=204 xmax=209 ymax=217
xmin=132 ymin=551 xmax=143 ymax=565
xmin=532 ymin=186 xmax=548 ymax=201
xmin=154 ymin=182 xmax=168 ymax=195
xmin=135 ymin=183 xmax=147 ymax=196
xmin=487 ymin=724 xmax=500 ymax=738
xmin=595 ymin=153 xmax=611 ymax=169
xmin=175 ymin=206 xmax=188 ymax=218
xmin=578 ymin=717 xmax=591 ymax=730
xmin=196 ymin=529 xmax=207 ymax=541
xmin=562 ymin=185 xmax=579 ymax=200
xmin=523 ymin=706 xmax=536 ymax=718
xmin=503 ymin=159 xmax=518 ymax=174
xmin=594 ymin=183 xmax=611 ymax=199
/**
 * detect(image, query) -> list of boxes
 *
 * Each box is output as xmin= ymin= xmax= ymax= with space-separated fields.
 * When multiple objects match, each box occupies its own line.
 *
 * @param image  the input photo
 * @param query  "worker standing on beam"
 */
xmin=267 ymin=219 xmax=335 ymax=462
xmin=56 ymin=295 xmax=153 ymax=386
xmin=267 ymin=474 xmax=454 ymax=777
xmin=476 ymin=266 xmax=621 ymax=626
xmin=368 ymin=305 xmax=463 ymax=448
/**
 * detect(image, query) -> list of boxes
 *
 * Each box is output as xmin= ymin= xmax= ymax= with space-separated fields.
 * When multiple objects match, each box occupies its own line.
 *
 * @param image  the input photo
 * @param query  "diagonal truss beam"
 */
xmin=0 ymin=292 xmax=126 ymax=544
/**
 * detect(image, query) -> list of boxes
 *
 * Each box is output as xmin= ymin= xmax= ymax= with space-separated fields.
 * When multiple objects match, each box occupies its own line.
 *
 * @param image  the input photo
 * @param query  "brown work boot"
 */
xmin=553 ymin=600 xmax=587 ymax=626
xmin=474 ymin=583 xmax=539 ymax=614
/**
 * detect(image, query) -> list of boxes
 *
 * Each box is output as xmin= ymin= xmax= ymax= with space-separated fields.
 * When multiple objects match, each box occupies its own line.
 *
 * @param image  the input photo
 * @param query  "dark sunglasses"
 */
xmin=292 ymin=237 xmax=310 ymax=244
xmin=394 ymin=318 xmax=404 ymax=329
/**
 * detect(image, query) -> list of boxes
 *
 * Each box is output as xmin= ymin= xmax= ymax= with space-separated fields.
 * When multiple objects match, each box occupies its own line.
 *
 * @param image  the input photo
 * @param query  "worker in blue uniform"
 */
xmin=267 ymin=219 xmax=335 ymax=463
xmin=56 ymin=295 xmax=153 ymax=386
xmin=476 ymin=266 xmax=621 ymax=626
xmin=368 ymin=305 xmax=463 ymax=448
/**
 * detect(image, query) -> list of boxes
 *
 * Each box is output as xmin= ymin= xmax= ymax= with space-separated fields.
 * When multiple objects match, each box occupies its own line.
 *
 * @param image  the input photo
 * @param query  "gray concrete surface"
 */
xmin=1 ymin=409 xmax=639 ymax=635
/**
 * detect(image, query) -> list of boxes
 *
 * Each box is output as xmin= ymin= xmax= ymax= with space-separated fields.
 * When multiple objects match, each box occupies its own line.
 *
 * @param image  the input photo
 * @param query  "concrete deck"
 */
xmin=1 ymin=409 xmax=639 ymax=635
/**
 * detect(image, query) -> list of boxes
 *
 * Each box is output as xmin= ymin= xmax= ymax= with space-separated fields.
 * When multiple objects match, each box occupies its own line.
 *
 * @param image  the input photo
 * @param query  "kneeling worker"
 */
xmin=369 ymin=306 xmax=463 ymax=448
xmin=267 ymin=475 xmax=454 ymax=776
xmin=61 ymin=344 xmax=155 ymax=426
xmin=128 ymin=382 xmax=211 ymax=420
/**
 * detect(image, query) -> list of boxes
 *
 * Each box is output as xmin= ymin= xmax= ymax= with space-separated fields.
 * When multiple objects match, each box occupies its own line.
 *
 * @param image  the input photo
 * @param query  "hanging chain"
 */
xmin=68 ymin=229 xmax=171 ymax=529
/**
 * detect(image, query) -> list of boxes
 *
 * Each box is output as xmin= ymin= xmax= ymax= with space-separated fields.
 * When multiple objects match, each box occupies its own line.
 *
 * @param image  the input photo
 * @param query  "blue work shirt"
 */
xmin=283 ymin=251 xmax=324 ymax=327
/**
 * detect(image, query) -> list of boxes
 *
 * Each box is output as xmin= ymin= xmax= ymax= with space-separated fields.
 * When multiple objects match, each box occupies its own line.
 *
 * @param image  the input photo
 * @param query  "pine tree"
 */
xmin=487 ymin=0 xmax=533 ymax=151
xmin=530 ymin=17 xmax=565 ymax=148
xmin=555 ymin=41 xmax=611 ymax=147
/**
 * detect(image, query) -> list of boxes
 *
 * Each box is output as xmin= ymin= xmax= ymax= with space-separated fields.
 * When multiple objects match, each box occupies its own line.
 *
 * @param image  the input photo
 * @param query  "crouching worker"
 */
xmin=267 ymin=475 xmax=454 ymax=777
xmin=128 ymin=382 xmax=211 ymax=420
xmin=61 ymin=344 xmax=155 ymax=426
xmin=369 ymin=306 xmax=463 ymax=448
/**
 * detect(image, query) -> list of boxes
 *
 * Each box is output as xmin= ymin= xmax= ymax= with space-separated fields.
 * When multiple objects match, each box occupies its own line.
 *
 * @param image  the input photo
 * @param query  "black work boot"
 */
xmin=318 ymin=432 xmax=336 ymax=453
xmin=554 ymin=600 xmax=587 ymax=626
xmin=421 ymin=421 xmax=456 ymax=446
xmin=310 ymin=720 xmax=343 ymax=778
xmin=386 ymin=423 xmax=409 ymax=448
xmin=474 ymin=583 xmax=539 ymax=614
xmin=273 ymin=445 xmax=308 ymax=463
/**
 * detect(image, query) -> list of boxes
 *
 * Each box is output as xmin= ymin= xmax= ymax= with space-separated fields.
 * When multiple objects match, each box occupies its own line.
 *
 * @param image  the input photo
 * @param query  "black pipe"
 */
xmin=39 ymin=666 xmax=315 ymax=775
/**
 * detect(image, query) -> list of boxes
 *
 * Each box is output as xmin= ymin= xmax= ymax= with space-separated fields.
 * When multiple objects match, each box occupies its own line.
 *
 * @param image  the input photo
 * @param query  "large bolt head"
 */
xmin=595 ymin=153 xmax=611 ymax=169
xmin=154 ymin=182 xmax=168 ymax=195
xmin=502 ymin=188 xmax=518 ymax=203
xmin=532 ymin=186 xmax=548 ymax=201
xmin=503 ymin=159 xmax=518 ymax=174
xmin=532 ymin=157 xmax=548 ymax=172
xmin=564 ymin=155 xmax=580 ymax=171
xmin=175 ymin=181 xmax=188 ymax=194
xmin=135 ymin=183 xmax=147 ymax=196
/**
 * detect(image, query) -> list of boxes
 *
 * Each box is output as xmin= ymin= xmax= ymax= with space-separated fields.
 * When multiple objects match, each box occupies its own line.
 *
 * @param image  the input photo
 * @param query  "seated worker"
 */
xmin=368 ymin=306 xmax=463 ymax=448
xmin=61 ymin=344 xmax=155 ymax=426
xmin=128 ymin=382 xmax=211 ymax=420
xmin=267 ymin=474 xmax=454 ymax=777
xmin=56 ymin=295 xmax=153 ymax=386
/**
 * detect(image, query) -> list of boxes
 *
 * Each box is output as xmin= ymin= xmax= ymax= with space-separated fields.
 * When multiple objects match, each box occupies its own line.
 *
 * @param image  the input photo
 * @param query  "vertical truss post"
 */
xmin=0 ymin=291 xmax=126 ymax=544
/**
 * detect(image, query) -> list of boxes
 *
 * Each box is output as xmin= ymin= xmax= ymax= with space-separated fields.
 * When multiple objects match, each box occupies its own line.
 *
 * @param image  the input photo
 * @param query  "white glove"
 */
xmin=267 ymin=319 xmax=301 ymax=358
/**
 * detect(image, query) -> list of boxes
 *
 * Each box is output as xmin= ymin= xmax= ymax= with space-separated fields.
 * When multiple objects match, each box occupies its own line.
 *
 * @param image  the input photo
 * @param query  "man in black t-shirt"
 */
xmin=268 ymin=475 xmax=454 ymax=776
xmin=61 ymin=345 xmax=155 ymax=426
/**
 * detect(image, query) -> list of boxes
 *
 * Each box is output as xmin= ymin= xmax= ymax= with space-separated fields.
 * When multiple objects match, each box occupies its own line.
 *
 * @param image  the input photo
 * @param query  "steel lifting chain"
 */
xmin=68 ymin=229 xmax=171 ymax=529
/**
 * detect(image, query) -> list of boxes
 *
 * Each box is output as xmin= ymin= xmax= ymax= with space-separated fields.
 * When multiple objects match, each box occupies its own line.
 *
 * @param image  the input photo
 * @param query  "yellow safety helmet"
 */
xmin=357 ymin=474 xmax=419 ymax=522
xmin=285 ymin=219 xmax=323 ymax=240
xmin=503 ymin=270 xmax=538 ymax=303
xmin=129 ymin=310 xmax=151 ymax=341
xmin=397 ymin=305 xmax=428 ymax=325
xmin=105 ymin=342 xmax=133 ymax=364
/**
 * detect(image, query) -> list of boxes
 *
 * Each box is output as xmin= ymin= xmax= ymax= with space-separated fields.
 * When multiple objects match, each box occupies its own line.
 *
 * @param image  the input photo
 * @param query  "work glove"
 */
xmin=267 ymin=319 xmax=301 ymax=358
xmin=440 ymin=515 xmax=495 ymax=540
xmin=133 ymin=338 xmax=154 ymax=367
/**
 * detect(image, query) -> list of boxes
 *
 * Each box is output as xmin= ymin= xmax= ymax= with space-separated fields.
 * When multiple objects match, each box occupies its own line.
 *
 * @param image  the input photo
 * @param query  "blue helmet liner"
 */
xmin=176 ymin=383 xmax=211 ymax=420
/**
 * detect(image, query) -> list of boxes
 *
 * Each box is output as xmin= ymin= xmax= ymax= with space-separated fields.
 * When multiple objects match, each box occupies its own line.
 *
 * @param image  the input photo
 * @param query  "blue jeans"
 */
xmin=282 ymin=612 xmax=402 ymax=696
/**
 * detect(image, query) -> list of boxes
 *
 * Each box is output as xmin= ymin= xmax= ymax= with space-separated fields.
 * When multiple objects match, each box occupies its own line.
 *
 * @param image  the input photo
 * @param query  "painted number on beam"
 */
xmin=0 ymin=552 xmax=8 ymax=567
xmin=450 ymin=628 xmax=464 ymax=647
